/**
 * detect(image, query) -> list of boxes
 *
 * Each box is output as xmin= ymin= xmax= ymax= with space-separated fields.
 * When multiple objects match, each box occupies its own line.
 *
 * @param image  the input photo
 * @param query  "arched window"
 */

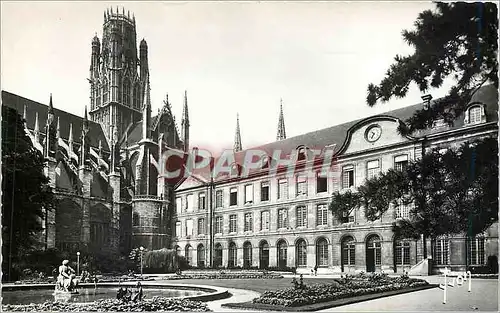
xmin=123 ymin=79 xmax=131 ymax=106
xmin=366 ymin=235 xmax=382 ymax=271
xmin=197 ymin=244 xmax=205 ymax=268
xmin=102 ymin=80 xmax=109 ymax=104
xmin=394 ymin=238 xmax=410 ymax=265
xmin=261 ymin=155 xmax=269 ymax=169
xmin=277 ymin=240 xmax=287 ymax=269
xmin=341 ymin=236 xmax=355 ymax=268
xmin=316 ymin=238 xmax=328 ymax=267
xmin=185 ymin=244 xmax=193 ymax=266
xmin=228 ymin=242 xmax=237 ymax=268
xmin=468 ymin=105 xmax=483 ymax=124
xmin=214 ymin=243 xmax=223 ymax=268
xmin=259 ymin=241 xmax=269 ymax=269
xmin=133 ymin=84 xmax=140 ymax=109
xmin=297 ymin=146 xmax=307 ymax=161
xmin=296 ymin=239 xmax=307 ymax=267
xmin=243 ymin=242 xmax=252 ymax=269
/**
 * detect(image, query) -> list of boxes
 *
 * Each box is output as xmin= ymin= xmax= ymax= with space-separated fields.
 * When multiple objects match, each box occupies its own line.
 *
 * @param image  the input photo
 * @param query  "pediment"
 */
xmin=339 ymin=116 xmax=414 ymax=155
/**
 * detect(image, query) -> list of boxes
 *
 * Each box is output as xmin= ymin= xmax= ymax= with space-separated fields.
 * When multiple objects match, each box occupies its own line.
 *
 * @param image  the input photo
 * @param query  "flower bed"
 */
xmin=163 ymin=272 xmax=283 ymax=280
xmin=252 ymin=273 xmax=429 ymax=307
xmin=2 ymin=297 xmax=211 ymax=312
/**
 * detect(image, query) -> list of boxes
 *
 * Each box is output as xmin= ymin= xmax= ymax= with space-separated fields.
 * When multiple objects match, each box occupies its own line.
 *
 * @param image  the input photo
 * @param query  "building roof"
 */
xmin=183 ymin=84 xmax=498 ymax=184
xmin=2 ymin=91 xmax=110 ymax=150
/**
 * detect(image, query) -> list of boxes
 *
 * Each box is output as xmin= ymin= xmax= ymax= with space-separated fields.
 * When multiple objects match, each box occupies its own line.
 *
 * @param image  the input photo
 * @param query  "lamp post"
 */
xmin=140 ymin=246 xmax=144 ymax=279
xmin=76 ymin=252 xmax=80 ymax=276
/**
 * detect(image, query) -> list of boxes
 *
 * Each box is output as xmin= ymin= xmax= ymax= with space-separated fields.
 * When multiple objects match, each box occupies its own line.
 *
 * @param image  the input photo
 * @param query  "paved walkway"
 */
xmin=206 ymin=288 xmax=261 ymax=312
xmin=318 ymin=278 xmax=498 ymax=312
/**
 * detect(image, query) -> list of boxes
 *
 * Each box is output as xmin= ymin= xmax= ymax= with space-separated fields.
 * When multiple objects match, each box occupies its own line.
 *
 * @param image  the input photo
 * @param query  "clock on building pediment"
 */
xmin=365 ymin=124 xmax=382 ymax=143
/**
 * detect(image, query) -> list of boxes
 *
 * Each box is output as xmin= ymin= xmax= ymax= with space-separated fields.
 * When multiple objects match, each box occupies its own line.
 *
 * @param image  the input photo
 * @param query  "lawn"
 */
xmin=163 ymin=277 xmax=335 ymax=294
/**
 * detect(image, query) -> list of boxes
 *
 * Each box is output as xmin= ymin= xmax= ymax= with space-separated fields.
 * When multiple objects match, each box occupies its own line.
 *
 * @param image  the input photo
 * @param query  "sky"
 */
xmin=1 ymin=1 xmax=454 ymax=152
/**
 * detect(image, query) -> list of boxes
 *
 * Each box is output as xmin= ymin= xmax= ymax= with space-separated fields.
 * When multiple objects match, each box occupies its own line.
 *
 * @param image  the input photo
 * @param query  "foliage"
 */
xmin=329 ymin=189 xmax=364 ymax=223
xmin=2 ymin=107 xmax=56 ymax=281
xmin=130 ymin=248 xmax=189 ymax=273
xmin=2 ymin=297 xmax=211 ymax=312
xmin=367 ymin=2 xmax=498 ymax=135
xmin=253 ymin=273 xmax=428 ymax=307
xmin=329 ymin=138 xmax=498 ymax=239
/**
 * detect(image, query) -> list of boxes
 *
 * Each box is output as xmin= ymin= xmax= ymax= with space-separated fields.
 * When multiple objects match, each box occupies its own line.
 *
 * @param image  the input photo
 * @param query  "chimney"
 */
xmin=421 ymin=94 xmax=432 ymax=110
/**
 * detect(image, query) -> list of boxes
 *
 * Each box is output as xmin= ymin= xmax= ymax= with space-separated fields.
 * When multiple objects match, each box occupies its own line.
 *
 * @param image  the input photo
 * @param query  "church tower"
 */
xmin=88 ymin=7 xmax=148 ymax=150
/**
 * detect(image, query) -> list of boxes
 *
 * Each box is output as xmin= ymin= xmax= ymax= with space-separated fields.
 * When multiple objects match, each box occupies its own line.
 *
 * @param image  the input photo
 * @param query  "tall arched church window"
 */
xmin=124 ymin=79 xmax=131 ymax=106
xmin=103 ymin=80 xmax=109 ymax=104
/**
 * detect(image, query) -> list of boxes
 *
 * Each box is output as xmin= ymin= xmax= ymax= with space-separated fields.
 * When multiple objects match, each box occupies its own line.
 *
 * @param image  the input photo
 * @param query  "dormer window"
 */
xmin=261 ymin=155 xmax=270 ymax=169
xmin=465 ymin=104 xmax=486 ymax=125
xmin=230 ymin=163 xmax=240 ymax=177
xmin=296 ymin=146 xmax=307 ymax=161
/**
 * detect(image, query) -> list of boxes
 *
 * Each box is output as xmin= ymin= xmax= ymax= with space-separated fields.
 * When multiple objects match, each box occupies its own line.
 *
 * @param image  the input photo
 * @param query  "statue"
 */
xmin=55 ymin=260 xmax=79 ymax=293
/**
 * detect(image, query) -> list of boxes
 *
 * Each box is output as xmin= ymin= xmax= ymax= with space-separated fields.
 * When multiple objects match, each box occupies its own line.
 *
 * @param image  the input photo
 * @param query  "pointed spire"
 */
xmin=68 ymin=123 xmax=74 ymax=144
xmin=49 ymin=93 xmax=53 ymax=112
xmin=142 ymin=76 xmax=151 ymax=139
xmin=182 ymin=90 xmax=189 ymax=126
xmin=83 ymin=105 xmax=89 ymax=133
xmin=181 ymin=90 xmax=190 ymax=152
xmin=56 ymin=116 xmax=61 ymax=138
xmin=276 ymin=98 xmax=287 ymax=141
xmin=234 ymin=113 xmax=242 ymax=152
xmin=34 ymin=112 xmax=40 ymax=137
xmin=23 ymin=104 xmax=27 ymax=123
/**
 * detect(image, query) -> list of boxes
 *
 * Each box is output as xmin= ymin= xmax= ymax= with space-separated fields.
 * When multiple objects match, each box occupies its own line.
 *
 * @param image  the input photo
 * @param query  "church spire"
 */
xmin=181 ymin=90 xmax=190 ymax=152
xmin=276 ymin=98 xmax=286 ymax=141
xmin=142 ymin=76 xmax=151 ymax=139
xmin=234 ymin=113 xmax=242 ymax=152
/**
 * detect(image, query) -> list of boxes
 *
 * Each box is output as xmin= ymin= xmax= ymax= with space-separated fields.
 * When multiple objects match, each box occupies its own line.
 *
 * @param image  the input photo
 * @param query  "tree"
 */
xmin=1 ymin=106 xmax=56 ymax=281
xmin=367 ymin=2 xmax=498 ymax=135
xmin=329 ymin=138 xmax=498 ymax=257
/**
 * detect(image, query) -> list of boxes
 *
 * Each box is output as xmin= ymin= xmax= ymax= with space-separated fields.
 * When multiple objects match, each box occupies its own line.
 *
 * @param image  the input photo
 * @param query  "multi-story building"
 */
xmin=174 ymin=85 xmax=498 ymax=274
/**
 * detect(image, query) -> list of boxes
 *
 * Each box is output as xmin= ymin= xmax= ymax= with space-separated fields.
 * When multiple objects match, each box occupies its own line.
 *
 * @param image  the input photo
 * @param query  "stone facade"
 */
xmin=174 ymin=86 xmax=498 ymax=274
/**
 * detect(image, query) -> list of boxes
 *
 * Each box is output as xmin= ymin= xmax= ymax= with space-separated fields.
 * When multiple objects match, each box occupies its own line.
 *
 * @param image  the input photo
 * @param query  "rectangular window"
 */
xmin=215 ymin=216 xmax=223 ymax=234
xmin=229 ymin=214 xmax=237 ymax=233
xmin=395 ymin=241 xmax=411 ymax=265
xmin=197 ymin=218 xmax=205 ymax=235
xmin=244 ymin=213 xmax=253 ymax=232
xmin=394 ymin=155 xmax=408 ymax=172
xmin=342 ymin=165 xmax=354 ymax=189
xmin=245 ymin=184 xmax=254 ymax=204
xmin=186 ymin=219 xmax=193 ymax=237
xmin=198 ymin=193 xmax=206 ymax=210
xmin=230 ymin=187 xmax=238 ymax=206
xmin=434 ymin=239 xmax=449 ymax=265
xmin=278 ymin=208 xmax=288 ymax=229
xmin=186 ymin=194 xmax=194 ymax=212
xmin=467 ymin=237 xmax=485 ymax=265
xmin=296 ymin=206 xmax=307 ymax=228
xmin=316 ymin=173 xmax=328 ymax=193
xmin=261 ymin=211 xmax=270 ymax=230
xmin=316 ymin=204 xmax=328 ymax=226
xmin=215 ymin=190 xmax=223 ymax=208
xmin=296 ymin=175 xmax=307 ymax=196
xmin=176 ymin=197 xmax=182 ymax=215
xmin=175 ymin=222 xmax=181 ymax=237
xmin=278 ymin=179 xmax=288 ymax=200
xmin=367 ymin=160 xmax=380 ymax=180
xmin=395 ymin=201 xmax=411 ymax=219
xmin=469 ymin=106 xmax=482 ymax=124
xmin=261 ymin=182 xmax=270 ymax=202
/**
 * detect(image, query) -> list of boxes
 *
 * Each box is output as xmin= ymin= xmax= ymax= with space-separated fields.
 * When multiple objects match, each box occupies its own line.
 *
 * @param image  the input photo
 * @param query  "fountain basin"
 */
xmin=2 ymin=282 xmax=229 ymax=305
